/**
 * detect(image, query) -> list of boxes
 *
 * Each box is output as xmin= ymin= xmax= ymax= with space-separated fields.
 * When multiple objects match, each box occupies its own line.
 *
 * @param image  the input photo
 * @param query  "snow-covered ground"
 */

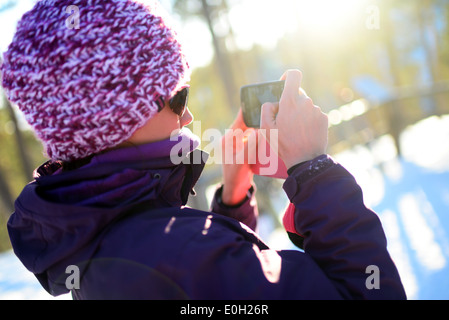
xmin=335 ymin=115 xmax=449 ymax=300
xmin=1 ymin=115 xmax=448 ymax=300
xmin=0 ymin=249 xmax=70 ymax=300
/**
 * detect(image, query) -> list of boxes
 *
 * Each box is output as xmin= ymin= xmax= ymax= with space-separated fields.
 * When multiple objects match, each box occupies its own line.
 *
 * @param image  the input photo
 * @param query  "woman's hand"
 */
xmin=260 ymin=70 xmax=329 ymax=169
xmin=221 ymin=109 xmax=256 ymax=206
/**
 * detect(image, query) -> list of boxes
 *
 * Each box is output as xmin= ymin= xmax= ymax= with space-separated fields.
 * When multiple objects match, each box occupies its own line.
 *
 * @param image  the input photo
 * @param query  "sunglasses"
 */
xmin=156 ymin=86 xmax=189 ymax=116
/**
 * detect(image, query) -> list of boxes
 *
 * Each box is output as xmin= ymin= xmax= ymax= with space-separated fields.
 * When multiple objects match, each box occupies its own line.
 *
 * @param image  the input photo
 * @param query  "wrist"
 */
xmin=219 ymin=184 xmax=254 ymax=207
xmin=283 ymin=154 xmax=335 ymax=200
xmin=283 ymin=152 xmax=323 ymax=171
xmin=221 ymin=181 xmax=253 ymax=206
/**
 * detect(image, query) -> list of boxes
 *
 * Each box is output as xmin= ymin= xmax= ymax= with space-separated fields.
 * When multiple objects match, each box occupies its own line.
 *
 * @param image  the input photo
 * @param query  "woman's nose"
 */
xmin=180 ymin=107 xmax=194 ymax=127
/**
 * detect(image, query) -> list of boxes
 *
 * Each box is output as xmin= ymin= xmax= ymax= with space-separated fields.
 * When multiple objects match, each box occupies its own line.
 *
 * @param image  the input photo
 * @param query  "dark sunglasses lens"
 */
xmin=170 ymin=87 xmax=189 ymax=116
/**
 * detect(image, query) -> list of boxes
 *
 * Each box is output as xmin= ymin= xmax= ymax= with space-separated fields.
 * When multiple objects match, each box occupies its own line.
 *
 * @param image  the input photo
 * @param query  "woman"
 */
xmin=1 ymin=0 xmax=405 ymax=299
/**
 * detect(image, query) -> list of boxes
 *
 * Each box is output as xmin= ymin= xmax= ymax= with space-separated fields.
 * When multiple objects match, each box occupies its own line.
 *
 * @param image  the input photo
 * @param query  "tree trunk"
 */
xmin=381 ymin=4 xmax=404 ymax=157
xmin=3 ymin=95 xmax=33 ymax=182
xmin=200 ymin=0 xmax=238 ymax=111
xmin=0 ymin=168 xmax=14 ymax=218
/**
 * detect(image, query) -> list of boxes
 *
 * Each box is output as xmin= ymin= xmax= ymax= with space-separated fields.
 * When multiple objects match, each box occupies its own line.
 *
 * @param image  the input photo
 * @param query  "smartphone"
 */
xmin=240 ymin=80 xmax=285 ymax=128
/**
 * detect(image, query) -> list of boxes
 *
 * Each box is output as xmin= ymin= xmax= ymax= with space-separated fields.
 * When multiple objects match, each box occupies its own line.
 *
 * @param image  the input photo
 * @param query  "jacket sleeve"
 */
xmin=210 ymin=185 xmax=258 ymax=232
xmin=282 ymin=154 xmax=406 ymax=299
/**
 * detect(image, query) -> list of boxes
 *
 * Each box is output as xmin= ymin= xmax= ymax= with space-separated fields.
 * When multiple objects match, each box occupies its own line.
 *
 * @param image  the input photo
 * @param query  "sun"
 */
xmin=294 ymin=0 xmax=366 ymax=38
xmin=227 ymin=0 xmax=367 ymax=51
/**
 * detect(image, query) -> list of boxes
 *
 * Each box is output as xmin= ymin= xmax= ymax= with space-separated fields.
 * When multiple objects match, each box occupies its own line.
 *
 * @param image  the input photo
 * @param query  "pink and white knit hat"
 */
xmin=1 ymin=0 xmax=190 ymax=161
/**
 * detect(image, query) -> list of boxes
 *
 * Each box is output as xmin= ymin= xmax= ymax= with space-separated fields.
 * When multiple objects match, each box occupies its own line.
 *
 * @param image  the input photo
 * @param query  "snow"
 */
xmin=334 ymin=115 xmax=449 ymax=300
xmin=0 ymin=249 xmax=70 ymax=300
xmin=1 ymin=115 xmax=448 ymax=300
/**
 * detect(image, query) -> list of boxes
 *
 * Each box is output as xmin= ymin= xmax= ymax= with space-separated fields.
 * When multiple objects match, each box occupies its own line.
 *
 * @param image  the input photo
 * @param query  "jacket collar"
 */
xmin=33 ymin=128 xmax=207 ymax=208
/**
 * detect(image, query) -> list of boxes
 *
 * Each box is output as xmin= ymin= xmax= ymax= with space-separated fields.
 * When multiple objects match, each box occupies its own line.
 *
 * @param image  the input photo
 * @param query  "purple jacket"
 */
xmin=8 ymin=129 xmax=406 ymax=299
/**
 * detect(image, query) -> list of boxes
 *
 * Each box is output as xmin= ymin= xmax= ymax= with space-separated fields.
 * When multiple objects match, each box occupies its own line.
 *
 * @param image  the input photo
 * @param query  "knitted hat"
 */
xmin=1 ymin=0 xmax=190 ymax=161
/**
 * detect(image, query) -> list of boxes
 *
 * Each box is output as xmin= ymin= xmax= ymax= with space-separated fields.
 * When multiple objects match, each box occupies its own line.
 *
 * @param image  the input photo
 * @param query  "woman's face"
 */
xmin=121 ymin=103 xmax=194 ymax=147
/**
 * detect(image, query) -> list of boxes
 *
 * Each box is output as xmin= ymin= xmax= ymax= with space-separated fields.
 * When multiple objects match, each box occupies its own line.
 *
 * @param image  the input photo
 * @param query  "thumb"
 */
xmin=260 ymin=102 xmax=279 ymax=131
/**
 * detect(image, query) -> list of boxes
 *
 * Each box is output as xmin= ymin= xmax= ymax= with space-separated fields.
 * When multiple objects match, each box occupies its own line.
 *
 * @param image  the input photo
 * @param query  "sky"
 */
xmin=0 ymin=0 xmax=36 ymax=53
xmin=167 ymin=0 xmax=368 ymax=70
xmin=0 ymin=0 xmax=372 ymax=70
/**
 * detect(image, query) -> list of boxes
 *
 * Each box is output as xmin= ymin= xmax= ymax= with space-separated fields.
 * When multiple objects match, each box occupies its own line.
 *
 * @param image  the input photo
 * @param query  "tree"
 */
xmin=173 ymin=0 xmax=240 ymax=111
xmin=1 ymin=94 xmax=33 ymax=182
xmin=0 ymin=166 xmax=14 ymax=218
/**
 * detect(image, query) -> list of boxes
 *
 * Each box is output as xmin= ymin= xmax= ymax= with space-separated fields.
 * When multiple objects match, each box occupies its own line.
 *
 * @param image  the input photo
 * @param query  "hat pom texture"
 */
xmin=1 ymin=0 xmax=190 ymax=161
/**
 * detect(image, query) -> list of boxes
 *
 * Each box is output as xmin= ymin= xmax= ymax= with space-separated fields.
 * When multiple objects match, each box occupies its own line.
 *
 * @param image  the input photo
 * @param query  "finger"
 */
xmin=280 ymin=69 xmax=303 ymax=108
xmin=299 ymin=87 xmax=308 ymax=97
xmin=260 ymin=102 xmax=279 ymax=131
xmin=281 ymin=70 xmax=308 ymax=98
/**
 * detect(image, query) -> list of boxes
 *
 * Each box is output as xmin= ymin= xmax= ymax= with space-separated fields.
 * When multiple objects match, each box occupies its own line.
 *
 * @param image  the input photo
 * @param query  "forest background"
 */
xmin=0 ymin=0 xmax=449 ymax=299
